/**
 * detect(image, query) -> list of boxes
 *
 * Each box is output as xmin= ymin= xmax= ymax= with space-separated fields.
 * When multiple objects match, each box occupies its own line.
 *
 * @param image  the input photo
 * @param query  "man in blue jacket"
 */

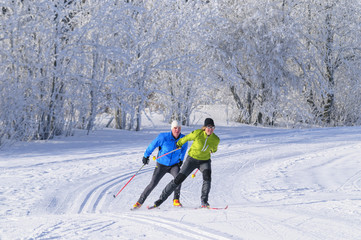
xmin=132 ymin=120 xmax=188 ymax=210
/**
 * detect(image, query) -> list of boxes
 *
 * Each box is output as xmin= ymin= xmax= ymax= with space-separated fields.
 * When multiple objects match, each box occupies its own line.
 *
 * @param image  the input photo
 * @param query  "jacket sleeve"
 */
xmin=179 ymin=142 xmax=188 ymax=161
xmin=210 ymin=135 xmax=220 ymax=153
xmin=177 ymin=130 xmax=199 ymax=147
xmin=144 ymin=134 xmax=161 ymax=157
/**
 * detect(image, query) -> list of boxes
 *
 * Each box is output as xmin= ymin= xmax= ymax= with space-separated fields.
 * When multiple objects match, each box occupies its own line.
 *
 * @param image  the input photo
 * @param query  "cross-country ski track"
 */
xmin=1 ymin=124 xmax=361 ymax=239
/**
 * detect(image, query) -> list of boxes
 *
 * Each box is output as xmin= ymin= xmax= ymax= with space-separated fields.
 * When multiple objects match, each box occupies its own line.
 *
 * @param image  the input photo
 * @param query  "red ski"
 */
xmin=147 ymin=205 xmax=228 ymax=210
xmin=147 ymin=205 xmax=159 ymax=210
xmin=199 ymin=205 xmax=228 ymax=210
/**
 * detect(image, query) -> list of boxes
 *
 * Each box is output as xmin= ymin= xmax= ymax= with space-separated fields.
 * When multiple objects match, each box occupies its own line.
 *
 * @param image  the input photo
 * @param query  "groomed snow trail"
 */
xmin=1 ymin=126 xmax=361 ymax=239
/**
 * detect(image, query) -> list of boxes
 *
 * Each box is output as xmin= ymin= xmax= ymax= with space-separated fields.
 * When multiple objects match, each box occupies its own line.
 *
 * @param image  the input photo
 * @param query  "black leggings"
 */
xmin=158 ymin=155 xmax=211 ymax=205
xmin=137 ymin=162 xmax=181 ymax=204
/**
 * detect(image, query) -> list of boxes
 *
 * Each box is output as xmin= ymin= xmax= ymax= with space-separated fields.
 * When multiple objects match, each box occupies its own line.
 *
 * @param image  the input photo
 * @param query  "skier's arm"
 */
xmin=176 ymin=130 xmax=199 ymax=147
xmin=210 ymin=136 xmax=220 ymax=153
xmin=179 ymin=142 xmax=188 ymax=160
xmin=144 ymin=134 xmax=161 ymax=157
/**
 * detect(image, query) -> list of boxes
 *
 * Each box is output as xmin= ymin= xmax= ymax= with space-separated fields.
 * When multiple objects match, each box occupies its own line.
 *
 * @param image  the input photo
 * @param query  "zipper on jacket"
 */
xmin=201 ymin=135 xmax=209 ymax=152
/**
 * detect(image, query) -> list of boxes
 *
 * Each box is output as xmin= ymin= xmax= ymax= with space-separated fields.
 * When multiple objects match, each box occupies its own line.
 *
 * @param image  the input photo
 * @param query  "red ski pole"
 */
xmin=113 ymin=164 xmax=145 ymax=198
xmin=152 ymin=148 xmax=181 ymax=161
xmin=191 ymin=169 xmax=199 ymax=178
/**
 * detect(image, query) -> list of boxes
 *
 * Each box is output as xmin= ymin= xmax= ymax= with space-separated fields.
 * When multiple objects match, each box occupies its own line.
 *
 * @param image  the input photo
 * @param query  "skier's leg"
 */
xmin=155 ymin=156 xmax=197 ymax=206
xmin=200 ymin=160 xmax=212 ymax=205
xmin=137 ymin=163 xmax=167 ymax=204
xmin=170 ymin=164 xmax=182 ymax=200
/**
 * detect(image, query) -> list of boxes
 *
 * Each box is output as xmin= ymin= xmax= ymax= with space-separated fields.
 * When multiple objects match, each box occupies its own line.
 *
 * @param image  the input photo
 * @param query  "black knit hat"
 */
xmin=204 ymin=118 xmax=215 ymax=127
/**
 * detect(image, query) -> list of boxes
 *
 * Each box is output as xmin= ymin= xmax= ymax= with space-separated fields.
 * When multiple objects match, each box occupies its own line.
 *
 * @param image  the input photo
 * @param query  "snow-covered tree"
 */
xmin=146 ymin=0 xmax=214 ymax=126
xmin=1 ymin=0 xmax=361 ymax=146
xmin=294 ymin=0 xmax=361 ymax=125
xmin=201 ymin=0 xmax=302 ymax=125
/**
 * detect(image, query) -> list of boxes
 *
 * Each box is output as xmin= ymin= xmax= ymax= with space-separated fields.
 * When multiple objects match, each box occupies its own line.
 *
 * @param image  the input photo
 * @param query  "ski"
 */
xmin=198 ymin=205 xmax=228 ymax=210
xmin=146 ymin=205 xmax=228 ymax=210
xmin=147 ymin=205 xmax=159 ymax=210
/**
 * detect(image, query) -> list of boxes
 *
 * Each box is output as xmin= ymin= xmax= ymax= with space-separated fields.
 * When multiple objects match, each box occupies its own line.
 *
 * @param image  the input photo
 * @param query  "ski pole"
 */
xmin=191 ymin=169 xmax=199 ymax=178
xmin=152 ymin=148 xmax=181 ymax=161
xmin=113 ymin=164 xmax=146 ymax=198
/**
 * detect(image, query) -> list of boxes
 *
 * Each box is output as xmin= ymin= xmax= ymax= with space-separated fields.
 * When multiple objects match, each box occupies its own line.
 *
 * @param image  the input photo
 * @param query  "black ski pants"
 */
xmin=156 ymin=155 xmax=212 ymax=205
xmin=137 ymin=162 xmax=181 ymax=204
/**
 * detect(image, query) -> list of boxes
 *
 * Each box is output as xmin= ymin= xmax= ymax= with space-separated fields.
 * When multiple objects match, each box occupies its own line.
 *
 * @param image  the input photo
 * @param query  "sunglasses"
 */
xmin=206 ymin=126 xmax=215 ymax=129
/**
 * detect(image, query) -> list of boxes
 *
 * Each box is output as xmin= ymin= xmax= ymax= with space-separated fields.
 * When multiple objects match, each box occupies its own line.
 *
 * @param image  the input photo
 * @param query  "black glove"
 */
xmin=178 ymin=160 xmax=183 ymax=167
xmin=176 ymin=143 xmax=182 ymax=149
xmin=142 ymin=156 xmax=150 ymax=165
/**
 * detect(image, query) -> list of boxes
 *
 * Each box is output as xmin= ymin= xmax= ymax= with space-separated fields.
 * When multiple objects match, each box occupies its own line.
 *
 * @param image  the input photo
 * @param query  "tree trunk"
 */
xmin=322 ymin=11 xmax=335 ymax=124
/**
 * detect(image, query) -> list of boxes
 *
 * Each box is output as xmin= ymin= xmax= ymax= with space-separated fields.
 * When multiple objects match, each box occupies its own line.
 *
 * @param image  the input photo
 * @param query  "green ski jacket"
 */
xmin=177 ymin=129 xmax=220 ymax=160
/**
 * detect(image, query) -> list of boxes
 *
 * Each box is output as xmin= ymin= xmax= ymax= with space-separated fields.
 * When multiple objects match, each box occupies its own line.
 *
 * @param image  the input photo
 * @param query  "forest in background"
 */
xmin=1 ymin=0 xmax=361 ymax=145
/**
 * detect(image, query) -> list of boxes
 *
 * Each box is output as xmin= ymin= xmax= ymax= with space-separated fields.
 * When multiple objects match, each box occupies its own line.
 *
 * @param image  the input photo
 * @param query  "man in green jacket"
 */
xmin=151 ymin=118 xmax=220 ymax=208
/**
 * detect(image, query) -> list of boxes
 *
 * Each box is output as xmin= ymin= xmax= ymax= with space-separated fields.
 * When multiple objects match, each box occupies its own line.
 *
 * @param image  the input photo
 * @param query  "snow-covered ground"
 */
xmin=1 ymin=108 xmax=361 ymax=239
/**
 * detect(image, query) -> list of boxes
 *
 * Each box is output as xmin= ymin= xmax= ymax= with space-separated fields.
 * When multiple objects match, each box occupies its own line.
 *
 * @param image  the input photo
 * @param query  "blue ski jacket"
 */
xmin=144 ymin=132 xmax=188 ymax=166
